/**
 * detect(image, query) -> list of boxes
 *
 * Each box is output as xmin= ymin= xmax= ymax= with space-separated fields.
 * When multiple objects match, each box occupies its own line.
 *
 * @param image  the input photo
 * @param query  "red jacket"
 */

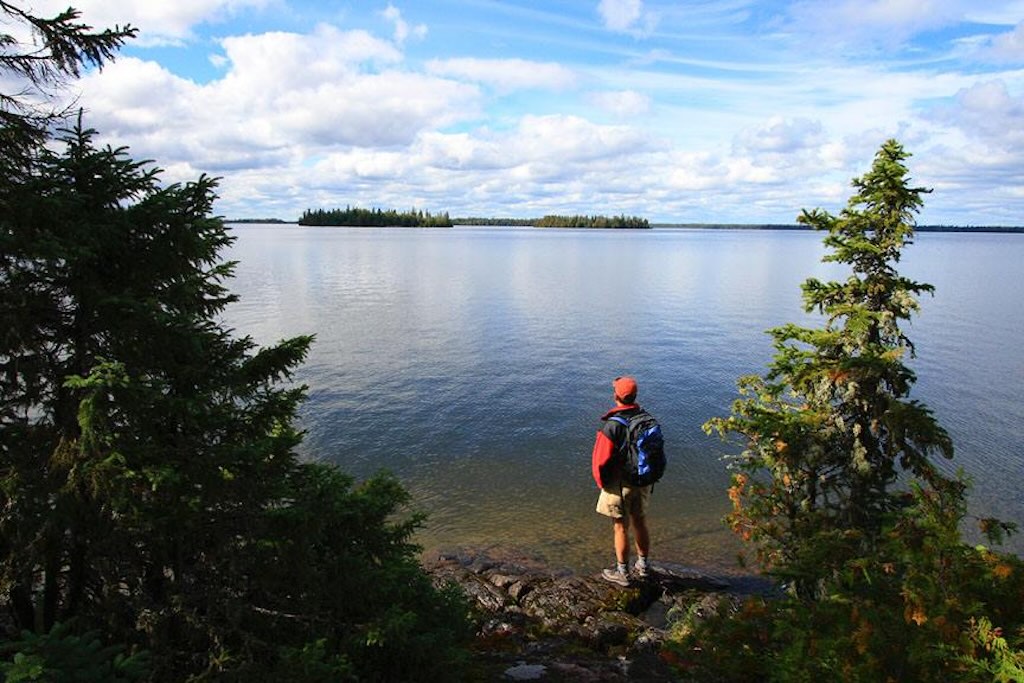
xmin=591 ymin=404 xmax=640 ymax=489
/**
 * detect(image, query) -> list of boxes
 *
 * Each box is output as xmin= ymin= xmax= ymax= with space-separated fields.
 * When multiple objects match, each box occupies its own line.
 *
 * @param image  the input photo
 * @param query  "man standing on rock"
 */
xmin=591 ymin=376 xmax=655 ymax=586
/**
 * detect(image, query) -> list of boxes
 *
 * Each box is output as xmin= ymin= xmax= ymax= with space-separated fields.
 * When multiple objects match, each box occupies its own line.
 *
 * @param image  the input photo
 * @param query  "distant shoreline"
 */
xmin=650 ymin=223 xmax=1024 ymax=233
xmin=224 ymin=220 xmax=1024 ymax=234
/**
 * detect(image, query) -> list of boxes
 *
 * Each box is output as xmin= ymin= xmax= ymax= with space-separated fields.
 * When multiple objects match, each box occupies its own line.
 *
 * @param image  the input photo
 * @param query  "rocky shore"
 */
xmin=424 ymin=548 xmax=773 ymax=682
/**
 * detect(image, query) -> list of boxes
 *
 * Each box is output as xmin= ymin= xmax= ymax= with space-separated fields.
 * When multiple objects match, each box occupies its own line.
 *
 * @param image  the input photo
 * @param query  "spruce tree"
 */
xmin=1 ymin=122 xmax=470 ymax=683
xmin=0 ymin=117 xmax=292 ymax=666
xmin=691 ymin=141 xmax=1024 ymax=681
xmin=1 ymin=3 xmax=470 ymax=677
xmin=705 ymin=140 xmax=955 ymax=596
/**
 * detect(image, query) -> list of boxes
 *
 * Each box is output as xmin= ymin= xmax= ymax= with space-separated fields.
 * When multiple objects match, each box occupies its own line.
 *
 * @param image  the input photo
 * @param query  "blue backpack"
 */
xmin=609 ymin=410 xmax=666 ymax=487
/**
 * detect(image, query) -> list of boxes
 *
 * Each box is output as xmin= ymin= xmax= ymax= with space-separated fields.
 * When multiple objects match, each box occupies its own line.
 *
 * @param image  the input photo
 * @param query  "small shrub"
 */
xmin=0 ymin=622 xmax=149 ymax=682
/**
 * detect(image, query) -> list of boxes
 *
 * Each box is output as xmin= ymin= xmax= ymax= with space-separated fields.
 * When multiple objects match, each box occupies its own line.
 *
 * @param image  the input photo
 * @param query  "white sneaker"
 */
xmin=601 ymin=568 xmax=630 ymax=587
xmin=633 ymin=561 xmax=649 ymax=578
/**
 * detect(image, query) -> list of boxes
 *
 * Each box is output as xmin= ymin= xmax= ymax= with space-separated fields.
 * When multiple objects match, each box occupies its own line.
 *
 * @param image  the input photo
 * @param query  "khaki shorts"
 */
xmin=596 ymin=484 xmax=650 ymax=520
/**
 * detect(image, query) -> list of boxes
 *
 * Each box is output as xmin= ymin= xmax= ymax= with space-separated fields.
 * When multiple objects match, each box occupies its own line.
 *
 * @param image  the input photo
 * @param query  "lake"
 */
xmin=222 ymin=225 xmax=1024 ymax=574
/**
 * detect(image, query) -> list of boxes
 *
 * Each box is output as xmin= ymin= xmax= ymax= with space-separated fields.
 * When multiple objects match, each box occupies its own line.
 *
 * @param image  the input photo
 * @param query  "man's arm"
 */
xmin=591 ymin=428 xmax=616 ymax=489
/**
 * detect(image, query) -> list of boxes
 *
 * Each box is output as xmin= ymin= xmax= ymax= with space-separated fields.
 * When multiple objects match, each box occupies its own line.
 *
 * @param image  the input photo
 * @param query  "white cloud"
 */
xmin=734 ymin=117 xmax=825 ymax=155
xmin=415 ymin=132 xmax=506 ymax=171
xmin=664 ymin=150 xmax=724 ymax=191
xmin=25 ymin=1 xmax=1024 ymax=224
xmin=588 ymin=90 xmax=652 ymax=117
xmin=965 ymin=2 xmax=1024 ymax=25
xmin=977 ymin=22 xmax=1024 ymax=63
xmin=75 ymin=25 xmax=480 ymax=171
xmin=785 ymin=0 xmax=964 ymax=50
xmin=425 ymin=58 xmax=576 ymax=93
xmin=415 ymin=115 xmax=651 ymax=172
xmin=598 ymin=0 xmax=643 ymax=31
xmin=30 ymin=0 xmax=277 ymax=46
xmin=216 ymin=24 xmax=403 ymax=89
xmin=71 ymin=23 xmax=1024 ymax=223
xmin=929 ymin=80 xmax=1024 ymax=145
xmin=512 ymin=114 xmax=649 ymax=163
xmin=311 ymin=148 xmax=412 ymax=182
xmin=382 ymin=4 xmax=427 ymax=45
xmin=272 ymin=71 xmax=476 ymax=147
xmin=284 ymin=115 xmax=658 ymax=217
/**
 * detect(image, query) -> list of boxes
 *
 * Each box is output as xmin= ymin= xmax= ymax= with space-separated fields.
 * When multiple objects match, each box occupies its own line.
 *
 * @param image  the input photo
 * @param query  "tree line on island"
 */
xmin=452 ymin=213 xmax=649 ymax=228
xmin=2 ymin=4 xmax=1023 ymax=682
xmin=299 ymin=206 xmax=454 ymax=227
xmin=298 ymin=208 xmax=650 ymax=228
xmin=534 ymin=213 xmax=648 ymax=228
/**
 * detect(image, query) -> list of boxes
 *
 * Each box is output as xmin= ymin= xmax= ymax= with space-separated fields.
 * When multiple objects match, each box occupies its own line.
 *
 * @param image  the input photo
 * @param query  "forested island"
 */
xmin=918 ymin=224 xmax=1024 ymax=232
xmin=453 ymin=214 xmax=649 ymax=228
xmin=296 ymin=211 xmax=646 ymax=229
xmin=535 ymin=214 xmax=649 ymax=228
xmin=298 ymin=206 xmax=452 ymax=227
xmin=453 ymin=216 xmax=536 ymax=226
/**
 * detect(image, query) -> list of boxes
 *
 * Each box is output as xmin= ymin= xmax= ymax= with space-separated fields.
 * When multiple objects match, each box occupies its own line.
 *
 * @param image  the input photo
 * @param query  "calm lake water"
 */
xmin=223 ymin=225 xmax=1024 ymax=574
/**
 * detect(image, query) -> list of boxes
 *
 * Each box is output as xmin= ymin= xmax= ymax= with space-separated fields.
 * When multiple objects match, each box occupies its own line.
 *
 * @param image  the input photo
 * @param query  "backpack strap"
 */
xmin=608 ymin=415 xmax=630 ymax=449
xmin=607 ymin=414 xmax=632 ymax=479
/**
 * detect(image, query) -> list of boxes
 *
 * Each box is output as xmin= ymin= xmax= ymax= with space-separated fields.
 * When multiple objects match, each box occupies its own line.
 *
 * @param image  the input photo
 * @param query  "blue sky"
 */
xmin=25 ymin=0 xmax=1024 ymax=223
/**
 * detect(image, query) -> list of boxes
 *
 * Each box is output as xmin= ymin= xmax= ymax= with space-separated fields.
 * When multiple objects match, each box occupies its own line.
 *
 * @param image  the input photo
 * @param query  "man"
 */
xmin=591 ymin=375 xmax=653 ymax=586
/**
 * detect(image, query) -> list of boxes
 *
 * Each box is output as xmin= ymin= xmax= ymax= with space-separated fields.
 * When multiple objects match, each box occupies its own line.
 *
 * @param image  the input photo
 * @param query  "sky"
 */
xmin=15 ymin=0 xmax=1024 ymax=224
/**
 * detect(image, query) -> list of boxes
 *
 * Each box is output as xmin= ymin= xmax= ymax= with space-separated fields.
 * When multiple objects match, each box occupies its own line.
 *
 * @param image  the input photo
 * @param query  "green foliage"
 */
xmin=0 ymin=622 xmax=149 ymax=682
xmin=705 ymin=139 xmax=954 ymax=596
xmin=2 ymin=5 xmax=472 ymax=680
xmin=0 ymin=122 xmax=471 ymax=680
xmin=686 ymin=139 xmax=1024 ymax=681
xmin=450 ymin=216 xmax=536 ymax=226
xmin=271 ymin=639 xmax=355 ymax=683
xmin=0 ymin=119 xmax=289 ymax=673
xmin=534 ymin=213 xmax=649 ymax=228
xmin=667 ymin=479 xmax=1024 ymax=682
xmin=298 ymin=206 xmax=453 ymax=227
xmin=965 ymin=617 xmax=1024 ymax=682
xmin=241 ymin=464 xmax=473 ymax=682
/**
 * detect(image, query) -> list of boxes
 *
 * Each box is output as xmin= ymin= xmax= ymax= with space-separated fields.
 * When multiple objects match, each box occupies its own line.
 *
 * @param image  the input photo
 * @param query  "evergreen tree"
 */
xmin=705 ymin=140 xmax=954 ymax=596
xmin=1 ymin=3 xmax=470 ymax=677
xmin=1 ymin=118 xmax=297 ymax=668
xmin=683 ymin=140 xmax=1024 ymax=681
xmin=1 ymin=119 xmax=470 ymax=682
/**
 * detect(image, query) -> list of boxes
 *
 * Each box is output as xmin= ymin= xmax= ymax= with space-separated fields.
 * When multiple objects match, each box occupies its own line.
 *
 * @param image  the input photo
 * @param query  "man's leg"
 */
xmin=632 ymin=514 xmax=650 ymax=558
xmin=598 ymin=489 xmax=632 ymax=586
xmin=601 ymin=515 xmax=632 ymax=586
xmin=629 ymin=486 xmax=651 ymax=577
xmin=613 ymin=516 xmax=630 ymax=565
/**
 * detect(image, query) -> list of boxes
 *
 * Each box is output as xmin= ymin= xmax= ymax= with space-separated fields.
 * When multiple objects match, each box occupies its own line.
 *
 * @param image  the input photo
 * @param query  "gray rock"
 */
xmin=489 ymin=573 xmax=518 ymax=589
xmin=424 ymin=547 xmax=756 ymax=680
xmin=458 ymin=572 xmax=511 ymax=612
xmin=504 ymin=662 xmax=547 ymax=680
xmin=585 ymin=615 xmax=631 ymax=650
xmin=508 ymin=580 xmax=532 ymax=602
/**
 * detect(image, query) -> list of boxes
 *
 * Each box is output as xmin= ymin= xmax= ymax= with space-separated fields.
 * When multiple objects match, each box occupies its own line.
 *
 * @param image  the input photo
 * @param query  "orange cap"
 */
xmin=613 ymin=376 xmax=638 ymax=401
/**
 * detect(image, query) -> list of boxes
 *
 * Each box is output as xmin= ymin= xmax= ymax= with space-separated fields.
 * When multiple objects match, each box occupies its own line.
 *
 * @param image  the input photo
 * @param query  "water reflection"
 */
xmin=224 ymin=226 xmax=1024 ymax=568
